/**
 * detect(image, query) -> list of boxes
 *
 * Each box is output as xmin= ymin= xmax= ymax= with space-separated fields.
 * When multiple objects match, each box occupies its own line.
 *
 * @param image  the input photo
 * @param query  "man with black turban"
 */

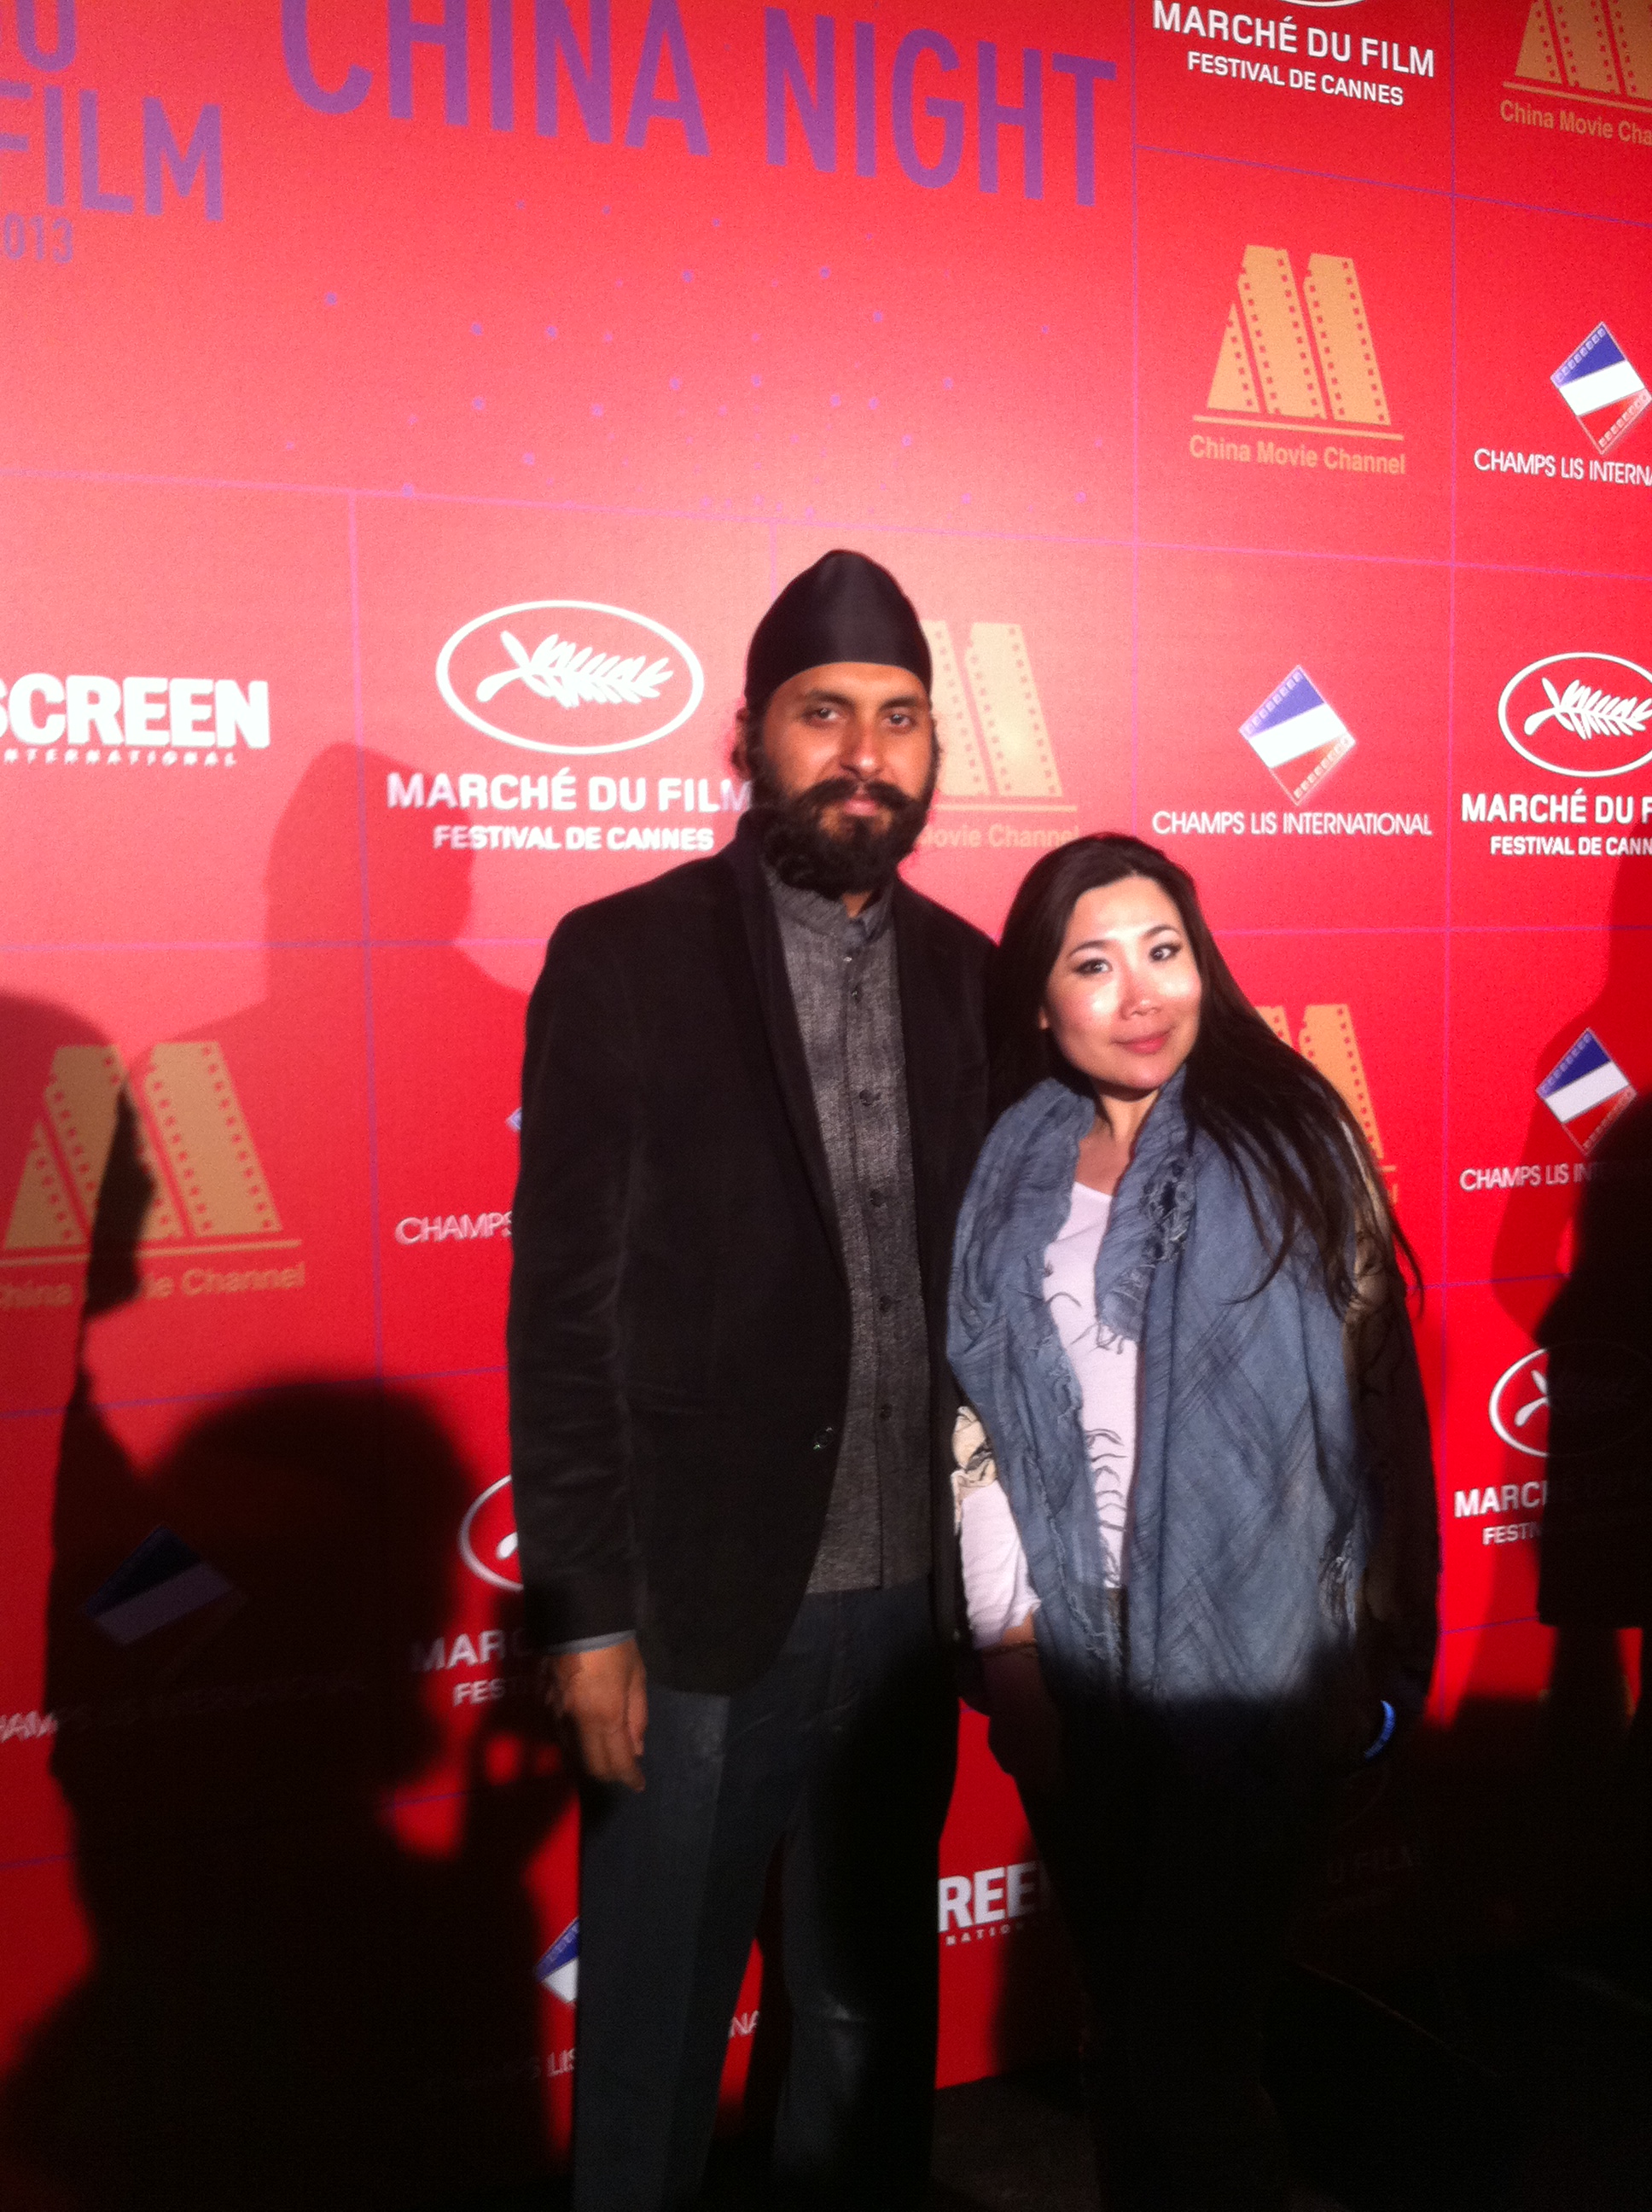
xmin=508 ymin=551 xmax=992 ymax=2208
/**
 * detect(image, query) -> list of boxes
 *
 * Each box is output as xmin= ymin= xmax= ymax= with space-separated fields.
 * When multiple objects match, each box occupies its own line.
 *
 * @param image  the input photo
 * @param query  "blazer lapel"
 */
xmin=723 ymin=820 xmax=846 ymax=1278
xmin=893 ymin=882 xmax=962 ymax=1299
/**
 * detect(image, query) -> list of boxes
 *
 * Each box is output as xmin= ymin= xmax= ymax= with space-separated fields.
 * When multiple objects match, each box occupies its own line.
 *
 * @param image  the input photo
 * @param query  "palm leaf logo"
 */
xmin=476 ymin=630 xmax=675 ymax=710
xmin=1524 ymin=677 xmax=1652 ymax=742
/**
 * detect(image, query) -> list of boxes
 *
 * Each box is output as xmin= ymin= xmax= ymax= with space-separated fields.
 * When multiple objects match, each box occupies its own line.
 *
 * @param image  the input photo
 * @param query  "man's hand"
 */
xmin=542 ymin=1639 xmax=649 ymax=1792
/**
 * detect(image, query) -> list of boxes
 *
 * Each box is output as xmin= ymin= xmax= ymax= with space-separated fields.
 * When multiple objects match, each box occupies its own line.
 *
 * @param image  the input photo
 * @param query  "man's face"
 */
xmin=744 ymin=661 xmax=938 ymax=901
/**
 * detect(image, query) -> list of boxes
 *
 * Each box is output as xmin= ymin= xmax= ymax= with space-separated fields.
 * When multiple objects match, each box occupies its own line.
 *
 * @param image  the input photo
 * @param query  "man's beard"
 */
xmin=748 ymin=747 xmax=937 ymax=900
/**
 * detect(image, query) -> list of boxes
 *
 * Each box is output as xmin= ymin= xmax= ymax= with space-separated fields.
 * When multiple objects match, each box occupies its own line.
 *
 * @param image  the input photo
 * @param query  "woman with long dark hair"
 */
xmin=949 ymin=834 xmax=1439 ymax=2211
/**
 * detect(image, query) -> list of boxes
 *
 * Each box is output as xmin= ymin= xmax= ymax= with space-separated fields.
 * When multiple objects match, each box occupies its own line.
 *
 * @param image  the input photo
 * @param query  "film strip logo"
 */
xmin=1513 ymin=0 xmax=1652 ymax=114
xmin=535 ymin=1918 xmax=581 ymax=2005
xmin=1552 ymin=323 xmax=1650 ymax=455
xmin=922 ymin=620 xmax=1072 ymax=813
xmin=1200 ymin=247 xmax=1400 ymax=448
xmin=1254 ymin=1002 xmax=1397 ymax=1202
xmin=3 ymin=1042 xmax=291 ymax=1267
xmin=1539 ymin=1027 xmax=1636 ymax=1153
xmin=1240 ymin=667 xmax=1357 ymax=808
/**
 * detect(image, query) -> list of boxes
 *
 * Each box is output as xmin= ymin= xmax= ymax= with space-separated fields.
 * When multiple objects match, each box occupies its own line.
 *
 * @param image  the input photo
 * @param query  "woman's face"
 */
xmin=1039 ymin=876 xmax=1203 ymax=1099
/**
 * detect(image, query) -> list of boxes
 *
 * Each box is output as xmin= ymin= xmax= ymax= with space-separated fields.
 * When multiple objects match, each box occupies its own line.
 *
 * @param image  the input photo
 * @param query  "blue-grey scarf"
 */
xmin=948 ymin=1070 xmax=1373 ymax=1729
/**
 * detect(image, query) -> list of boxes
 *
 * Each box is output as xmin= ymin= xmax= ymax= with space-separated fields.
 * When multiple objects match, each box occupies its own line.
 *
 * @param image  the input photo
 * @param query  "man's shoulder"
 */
xmin=894 ymin=879 xmax=995 ymax=969
xmin=548 ymin=849 xmax=734 ymax=952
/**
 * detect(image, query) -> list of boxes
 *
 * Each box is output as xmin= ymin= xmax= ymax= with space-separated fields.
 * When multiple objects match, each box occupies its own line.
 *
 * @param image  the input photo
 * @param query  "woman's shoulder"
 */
xmin=1188 ymin=1111 xmax=1367 ymax=1206
xmin=983 ymin=1077 xmax=1089 ymax=1153
xmin=958 ymin=1080 xmax=1089 ymax=1247
xmin=1184 ymin=1124 xmax=1365 ymax=1318
xmin=969 ymin=1080 xmax=1085 ymax=1187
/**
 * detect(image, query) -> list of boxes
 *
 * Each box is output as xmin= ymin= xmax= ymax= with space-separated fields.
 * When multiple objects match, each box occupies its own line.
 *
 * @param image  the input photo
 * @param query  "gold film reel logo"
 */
xmin=1513 ymin=0 xmax=1652 ymax=111
xmin=922 ymin=620 xmax=1073 ymax=812
xmin=4 ymin=1043 xmax=291 ymax=1265
xmin=1201 ymin=247 xmax=1401 ymax=447
xmin=1255 ymin=1002 xmax=1398 ymax=1203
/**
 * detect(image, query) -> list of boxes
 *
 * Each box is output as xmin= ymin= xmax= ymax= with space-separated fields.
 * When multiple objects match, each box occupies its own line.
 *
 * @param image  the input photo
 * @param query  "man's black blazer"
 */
xmin=506 ymin=817 xmax=992 ymax=1695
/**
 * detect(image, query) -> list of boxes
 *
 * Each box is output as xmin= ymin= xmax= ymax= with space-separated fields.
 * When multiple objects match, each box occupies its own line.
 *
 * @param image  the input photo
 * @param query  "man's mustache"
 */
xmin=798 ymin=774 xmax=922 ymax=818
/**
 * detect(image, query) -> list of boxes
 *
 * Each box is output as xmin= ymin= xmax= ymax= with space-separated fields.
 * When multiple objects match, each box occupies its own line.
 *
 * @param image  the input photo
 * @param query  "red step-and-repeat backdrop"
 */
xmin=3 ymin=1 xmax=1650 ymax=2198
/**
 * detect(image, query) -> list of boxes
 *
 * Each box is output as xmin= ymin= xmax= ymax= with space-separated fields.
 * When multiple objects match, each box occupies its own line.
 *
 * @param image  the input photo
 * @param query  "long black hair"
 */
xmin=989 ymin=833 xmax=1416 ymax=1307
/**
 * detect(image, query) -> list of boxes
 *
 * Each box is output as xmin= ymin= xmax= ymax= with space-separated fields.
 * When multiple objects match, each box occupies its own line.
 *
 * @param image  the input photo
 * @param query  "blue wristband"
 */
xmin=1363 ymin=1699 xmax=1397 ymax=1761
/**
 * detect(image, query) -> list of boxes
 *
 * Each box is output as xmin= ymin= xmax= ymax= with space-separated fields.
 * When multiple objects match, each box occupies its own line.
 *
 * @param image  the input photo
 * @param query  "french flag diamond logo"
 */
xmin=84 ymin=1527 xmax=239 ymax=1647
xmin=1552 ymin=324 xmax=1651 ymax=457
xmin=536 ymin=1918 xmax=579 ymax=2005
xmin=1538 ymin=1030 xmax=1635 ymax=1155
xmin=1239 ymin=667 xmax=1356 ymax=808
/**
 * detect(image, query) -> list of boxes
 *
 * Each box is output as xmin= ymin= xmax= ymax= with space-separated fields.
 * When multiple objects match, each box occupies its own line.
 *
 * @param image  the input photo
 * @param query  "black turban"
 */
xmin=744 ymin=550 xmax=931 ymax=711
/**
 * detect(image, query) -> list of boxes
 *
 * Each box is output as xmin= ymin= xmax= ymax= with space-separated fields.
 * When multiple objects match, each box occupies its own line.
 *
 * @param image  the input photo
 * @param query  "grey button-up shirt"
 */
xmin=768 ymin=870 xmax=932 ymax=1592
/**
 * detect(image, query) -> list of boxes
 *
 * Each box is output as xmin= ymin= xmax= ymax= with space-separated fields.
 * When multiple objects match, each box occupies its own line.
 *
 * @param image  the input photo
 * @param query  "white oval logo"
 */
xmin=1498 ymin=653 xmax=1652 ymax=779
xmin=436 ymin=600 xmax=705 ymax=757
xmin=1489 ymin=1339 xmax=1652 ymax=1459
xmin=459 ymin=1476 xmax=521 ymax=1592
xmin=1489 ymin=1350 xmax=1549 ymax=1458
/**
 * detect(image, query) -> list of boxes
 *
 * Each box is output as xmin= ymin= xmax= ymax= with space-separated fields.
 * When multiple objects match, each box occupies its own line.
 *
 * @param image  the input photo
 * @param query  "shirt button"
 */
xmin=878 ymin=1295 xmax=893 ymax=1314
xmin=868 ymin=1190 xmax=885 ymax=1208
xmin=858 ymin=1088 xmax=875 ymax=1106
xmin=849 ymin=985 xmax=862 ymax=1004
xmin=877 ymin=1403 xmax=893 ymax=1421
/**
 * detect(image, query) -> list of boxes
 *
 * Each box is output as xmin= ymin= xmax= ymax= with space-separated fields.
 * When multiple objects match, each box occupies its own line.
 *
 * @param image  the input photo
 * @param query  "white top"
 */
xmin=957 ymin=1182 xmax=1141 ymax=1649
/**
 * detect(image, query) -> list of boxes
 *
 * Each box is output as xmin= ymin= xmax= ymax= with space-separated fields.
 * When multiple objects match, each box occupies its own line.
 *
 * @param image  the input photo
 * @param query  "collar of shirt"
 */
xmin=765 ymin=864 xmax=895 ymax=950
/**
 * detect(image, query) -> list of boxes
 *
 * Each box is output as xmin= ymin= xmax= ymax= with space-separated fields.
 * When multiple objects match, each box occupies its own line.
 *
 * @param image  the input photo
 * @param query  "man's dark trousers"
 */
xmin=508 ymin=824 xmax=992 ymax=2204
xmin=573 ymin=1581 xmax=957 ymax=2212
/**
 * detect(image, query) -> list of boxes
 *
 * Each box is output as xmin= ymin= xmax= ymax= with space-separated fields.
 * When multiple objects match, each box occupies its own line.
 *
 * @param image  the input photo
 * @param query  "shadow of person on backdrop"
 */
xmin=1534 ymin=1079 xmax=1652 ymax=1965
xmin=182 ymin=742 xmax=529 ymax=1330
xmin=0 ymin=992 xmax=130 ymax=1442
xmin=1 ymin=750 xmax=566 ymax=2210
xmin=8 ymin=1385 xmax=563 ymax=2211
xmin=255 ymin=736 xmax=531 ymax=1055
xmin=1446 ymin=861 xmax=1652 ymax=1953
xmin=1486 ymin=858 xmax=1652 ymax=1336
